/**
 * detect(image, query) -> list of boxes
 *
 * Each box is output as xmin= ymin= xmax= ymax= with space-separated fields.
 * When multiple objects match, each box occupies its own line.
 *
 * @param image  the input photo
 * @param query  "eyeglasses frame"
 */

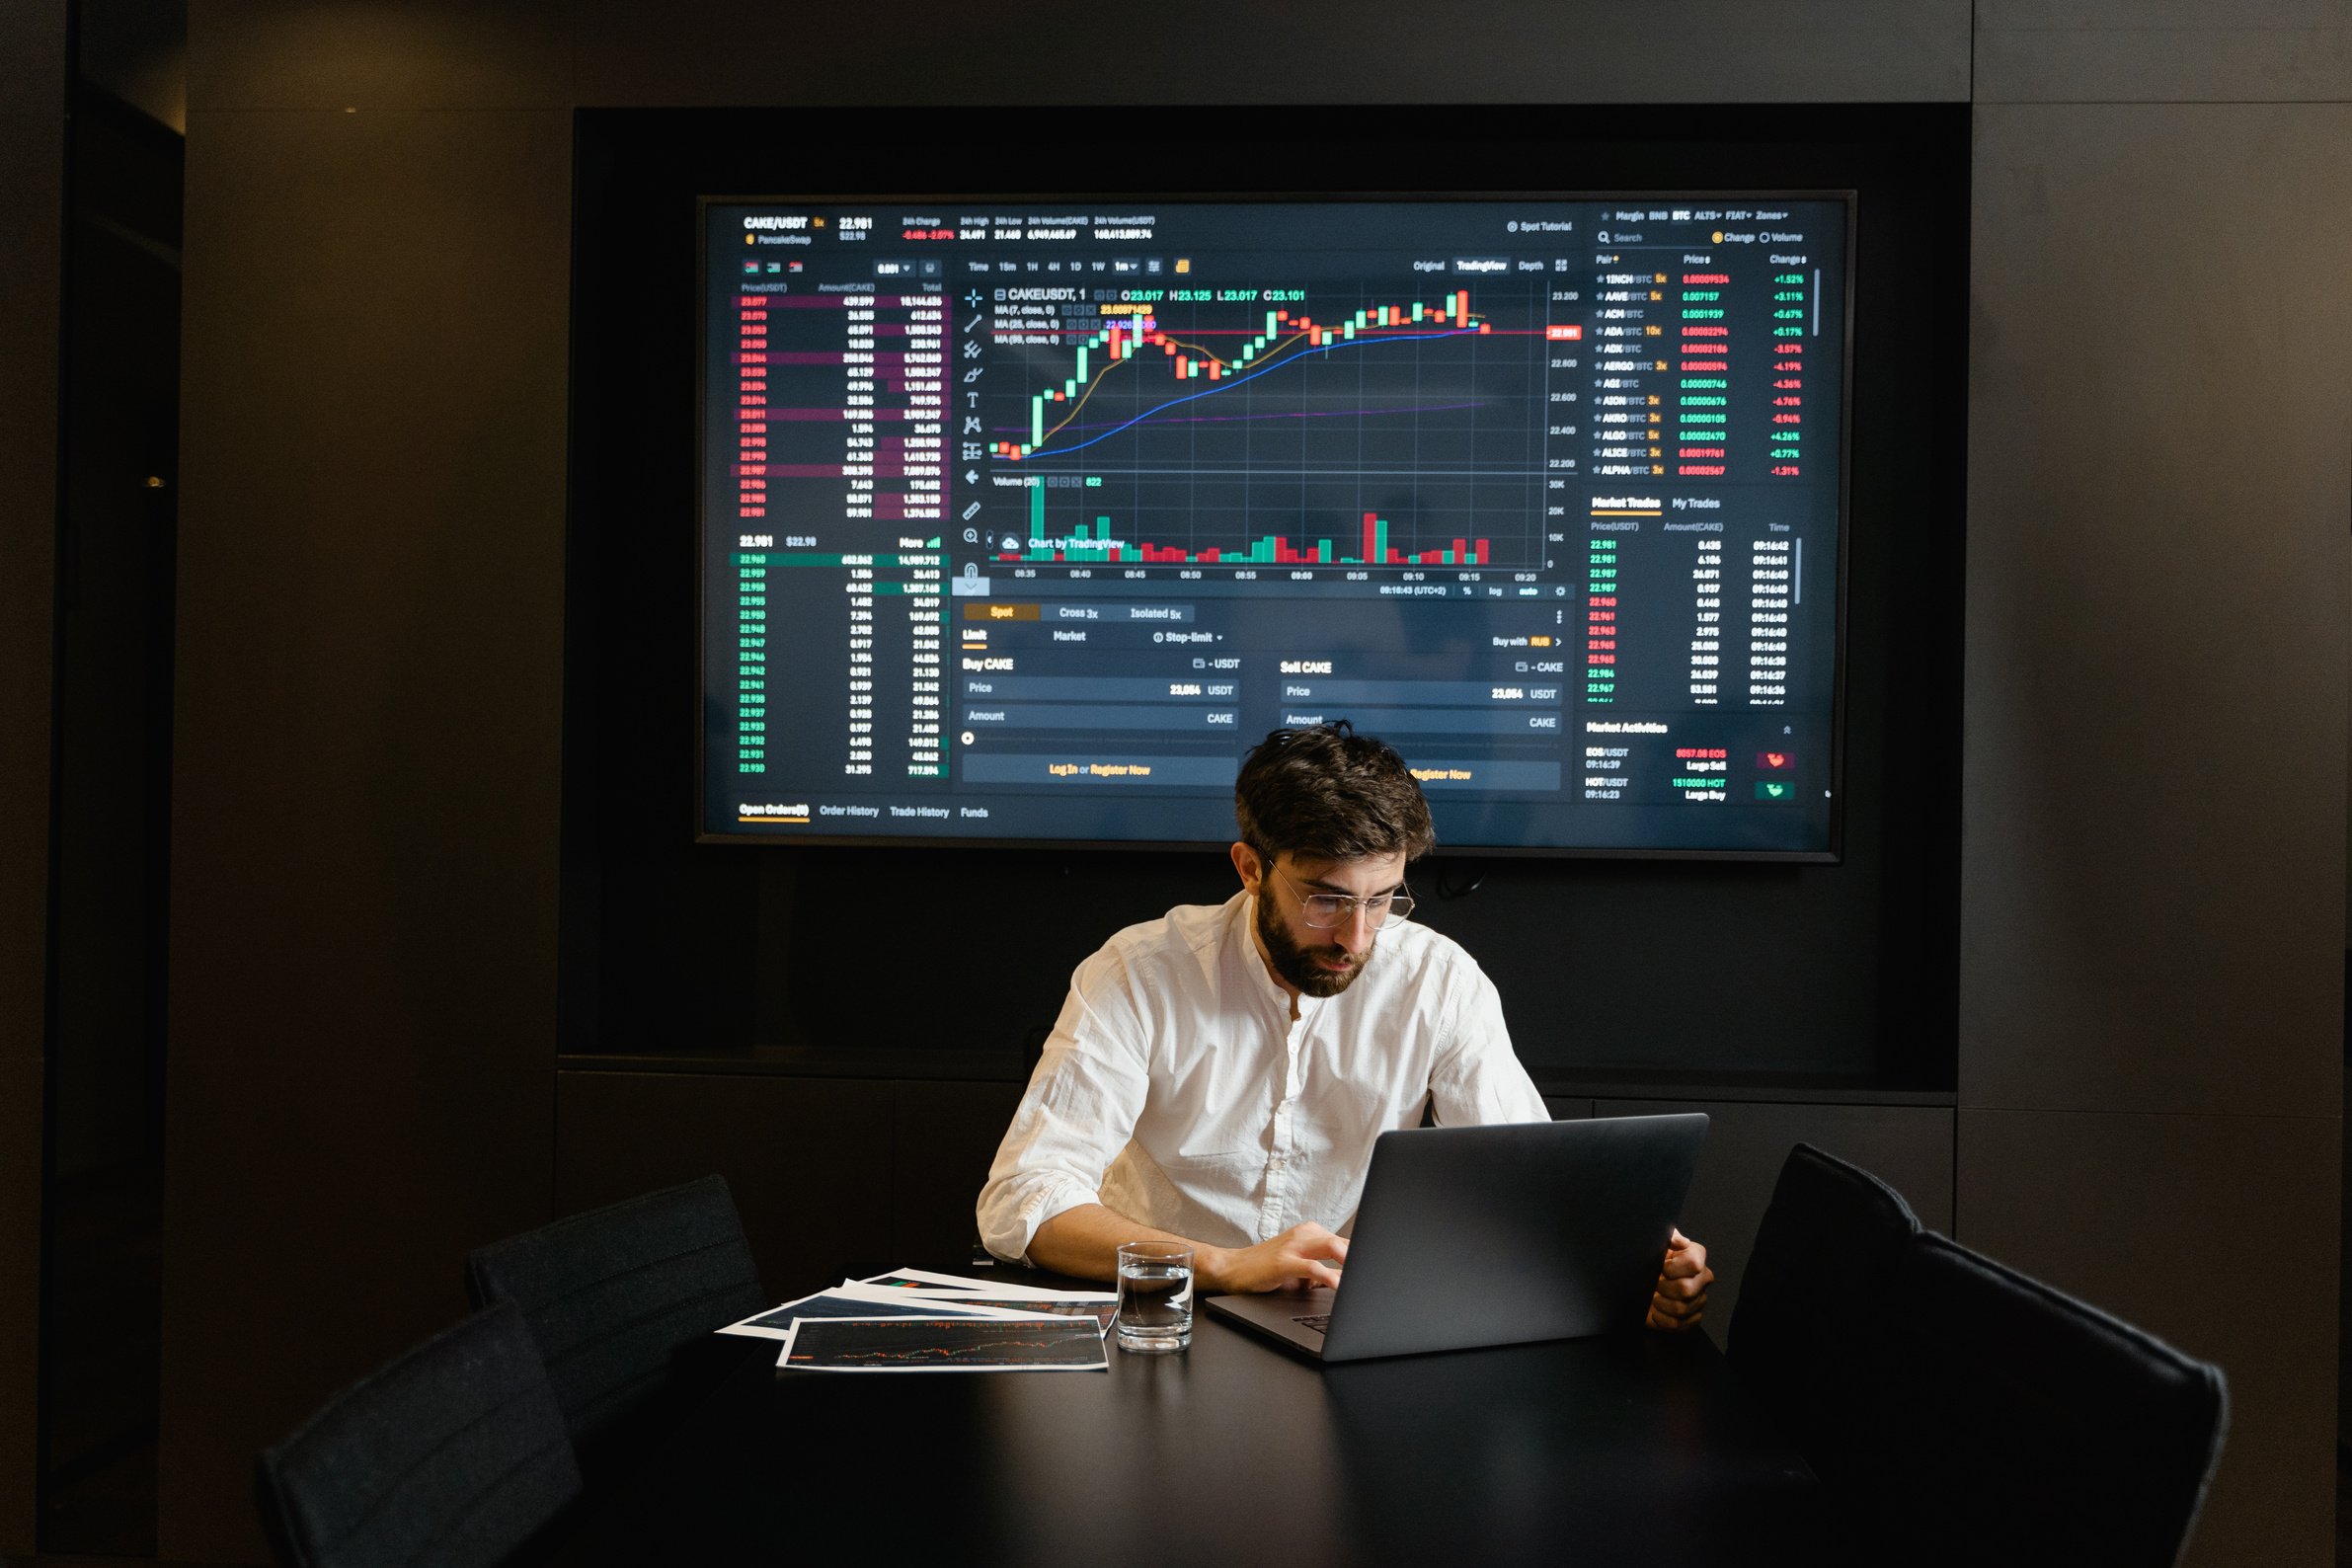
xmin=1265 ymin=861 xmax=1416 ymax=930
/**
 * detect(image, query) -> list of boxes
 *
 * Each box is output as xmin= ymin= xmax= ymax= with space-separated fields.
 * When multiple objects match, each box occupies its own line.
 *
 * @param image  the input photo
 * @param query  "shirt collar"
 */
xmin=1234 ymin=891 xmax=1328 ymax=1023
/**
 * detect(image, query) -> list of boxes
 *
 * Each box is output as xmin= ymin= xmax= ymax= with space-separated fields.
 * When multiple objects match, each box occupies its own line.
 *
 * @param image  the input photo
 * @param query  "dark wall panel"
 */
xmin=0 ymin=1 xmax=66 ymax=1549
xmin=1975 ymin=0 xmax=2352 ymax=102
xmin=556 ymin=1070 xmax=894 ymax=1301
xmin=894 ymin=1079 xmax=1023 ymax=1266
xmin=1962 ymin=102 xmax=2351 ymax=1118
xmin=1593 ymin=1099 xmax=1953 ymax=1333
xmin=1959 ymin=1108 xmax=2338 ymax=1568
xmin=158 ymin=107 xmax=572 ymax=1562
xmin=571 ymin=0 xmax=1970 ymax=107
xmin=0 ymin=0 xmax=67 ymax=114
xmin=1960 ymin=100 xmax=2349 ymax=1562
xmin=190 ymin=0 xmax=569 ymax=110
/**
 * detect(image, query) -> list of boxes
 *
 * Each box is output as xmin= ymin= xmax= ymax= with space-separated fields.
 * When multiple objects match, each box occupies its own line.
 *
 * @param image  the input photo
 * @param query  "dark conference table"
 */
xmin=552 ymin=1267 xmax=1829 ymax=1566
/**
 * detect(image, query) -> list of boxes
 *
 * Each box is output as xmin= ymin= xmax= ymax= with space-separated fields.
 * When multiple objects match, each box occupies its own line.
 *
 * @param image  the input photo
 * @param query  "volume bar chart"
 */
xmin=997 ymin=501 xmax=1491 ymax=567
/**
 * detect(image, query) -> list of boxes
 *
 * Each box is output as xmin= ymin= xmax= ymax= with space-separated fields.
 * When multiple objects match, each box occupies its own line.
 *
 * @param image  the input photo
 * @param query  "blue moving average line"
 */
xmin=1049 ymin=400 xmax=1487 ymax=435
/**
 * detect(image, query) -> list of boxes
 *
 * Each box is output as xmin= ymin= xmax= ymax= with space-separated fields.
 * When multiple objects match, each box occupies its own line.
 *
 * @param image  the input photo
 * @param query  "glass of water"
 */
xmin=1115 ymin=1241 xmax=1193 ymax=1354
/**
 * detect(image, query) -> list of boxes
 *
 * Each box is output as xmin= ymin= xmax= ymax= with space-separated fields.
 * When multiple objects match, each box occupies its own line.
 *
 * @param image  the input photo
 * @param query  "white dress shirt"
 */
xmin=977 ymin=891 xmax=1549 ymax=1264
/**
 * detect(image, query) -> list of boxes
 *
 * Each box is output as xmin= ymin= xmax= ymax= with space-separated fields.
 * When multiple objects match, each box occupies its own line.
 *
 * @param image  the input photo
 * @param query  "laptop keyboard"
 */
xmin=1292 ymin=1314 xmax=1332 ymax=1334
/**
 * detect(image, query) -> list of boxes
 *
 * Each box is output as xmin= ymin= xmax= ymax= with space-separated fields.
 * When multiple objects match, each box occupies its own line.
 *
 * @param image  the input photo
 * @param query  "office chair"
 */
xmin=1860 ymin=1231 xmax=2228 ymax=1566
xmin=1733 ymin=1144 xmax=2230 ymax=1566
xmin=466 ymin=1174 xmax=766 ymax=1481
xmin=258 ymin=1299 xmax=581 ymax=1568
xmin=1728 ymin=1141 xmax=1922 ymax=1483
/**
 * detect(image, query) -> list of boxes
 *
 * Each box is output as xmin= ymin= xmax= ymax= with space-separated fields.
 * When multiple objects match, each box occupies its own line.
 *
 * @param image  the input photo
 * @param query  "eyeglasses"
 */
xmin=1269 ymin=864 xmax=1416 ymax=930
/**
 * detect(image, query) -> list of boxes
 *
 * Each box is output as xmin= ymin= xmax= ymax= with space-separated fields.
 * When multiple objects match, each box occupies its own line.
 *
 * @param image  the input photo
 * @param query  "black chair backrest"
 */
xmin=1864 ymin=1232 xmax=2228 ymax=1567
xmin=1728 ymin=1142 xmax=1921 ymax=1477
xmin=465 ymin=1174 xmax=765 ymax=1479
xmin=1733 ymin=1144 xmax=2229 ymax=1568
xmin=258 ymin=1299 xmax=582 ymax=1568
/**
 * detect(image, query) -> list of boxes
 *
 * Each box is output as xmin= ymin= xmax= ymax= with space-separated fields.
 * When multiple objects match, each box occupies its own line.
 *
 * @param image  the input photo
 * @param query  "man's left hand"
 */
xmin=1645 ymin=1228 xmax=1712 ymax=1332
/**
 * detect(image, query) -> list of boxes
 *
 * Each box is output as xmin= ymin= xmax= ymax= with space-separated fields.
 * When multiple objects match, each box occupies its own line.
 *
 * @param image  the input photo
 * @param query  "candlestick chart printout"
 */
xmin=704 ymin=198 xmax=1847 ymax=853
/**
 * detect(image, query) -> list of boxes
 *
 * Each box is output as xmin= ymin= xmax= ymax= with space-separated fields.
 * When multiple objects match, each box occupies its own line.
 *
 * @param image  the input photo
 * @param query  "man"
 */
xmin=977 ymin=722 xmax=1712 ymax=1330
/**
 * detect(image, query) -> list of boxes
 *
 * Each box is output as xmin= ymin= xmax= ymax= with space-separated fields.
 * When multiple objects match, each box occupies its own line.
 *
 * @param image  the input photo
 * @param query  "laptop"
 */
xmin=1203 ymin=1113 xmax=1708 ymax=1363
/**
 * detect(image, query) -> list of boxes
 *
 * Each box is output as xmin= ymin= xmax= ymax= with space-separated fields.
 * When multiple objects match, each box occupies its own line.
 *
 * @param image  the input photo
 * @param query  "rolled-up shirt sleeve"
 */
xmin=977 ymin=950 xmax=1153 ymax=1264
xmin=1427 ymin=960 xmax=1550 ymax=1127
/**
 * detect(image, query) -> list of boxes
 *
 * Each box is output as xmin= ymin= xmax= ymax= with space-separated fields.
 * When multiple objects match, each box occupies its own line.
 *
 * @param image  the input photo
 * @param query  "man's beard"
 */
xmin=1256 ymin=889 xmax=1373 ymax=998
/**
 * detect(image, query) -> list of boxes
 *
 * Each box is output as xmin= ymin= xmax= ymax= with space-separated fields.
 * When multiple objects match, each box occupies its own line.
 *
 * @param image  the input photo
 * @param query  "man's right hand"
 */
xmin=1205 ymin=1221 xmax=1349 ymax=1294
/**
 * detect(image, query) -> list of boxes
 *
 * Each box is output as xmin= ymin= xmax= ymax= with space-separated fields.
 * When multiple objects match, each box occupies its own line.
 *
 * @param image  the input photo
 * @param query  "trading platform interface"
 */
xmin=703 ymin=197 xmax=1846 ymax=853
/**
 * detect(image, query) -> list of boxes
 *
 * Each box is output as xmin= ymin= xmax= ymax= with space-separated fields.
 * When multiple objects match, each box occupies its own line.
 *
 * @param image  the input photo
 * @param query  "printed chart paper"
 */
xmin=858 ymin=1267 xmax=1117 ymax=1302
xmin=717 ymin=1288 xmax=1053 ymax=1342
xmin=925 ymin=1296 xmax=1117 ymax=1335
xmin=778 ymin=1315 xmax=1109 ymax=1372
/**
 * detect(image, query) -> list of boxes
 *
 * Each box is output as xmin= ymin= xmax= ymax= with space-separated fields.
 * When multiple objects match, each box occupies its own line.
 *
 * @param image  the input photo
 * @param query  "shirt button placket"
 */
xmin=1270 ymin=1015 xmax=1307 ymax=1230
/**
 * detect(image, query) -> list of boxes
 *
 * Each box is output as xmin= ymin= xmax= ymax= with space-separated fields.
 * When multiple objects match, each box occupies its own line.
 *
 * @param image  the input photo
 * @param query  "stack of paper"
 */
xmin=718 ymin=1267 xmax=1118 ymax=1372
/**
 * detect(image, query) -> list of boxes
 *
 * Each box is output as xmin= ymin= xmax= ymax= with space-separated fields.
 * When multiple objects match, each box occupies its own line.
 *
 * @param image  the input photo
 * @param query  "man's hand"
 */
xmin=1204 ymin=1221 xmax=1349 ymax=1294
xmin=1645 ymin=1228 xmax=1712 ymax=1332
xmin=1027 ymin=1206 xmax=1345 ymax=1295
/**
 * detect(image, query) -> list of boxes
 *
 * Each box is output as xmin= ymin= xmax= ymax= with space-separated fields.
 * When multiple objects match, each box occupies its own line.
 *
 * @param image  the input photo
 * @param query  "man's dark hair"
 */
xmin=1233 ymin=722 xmax=1436 ymax=864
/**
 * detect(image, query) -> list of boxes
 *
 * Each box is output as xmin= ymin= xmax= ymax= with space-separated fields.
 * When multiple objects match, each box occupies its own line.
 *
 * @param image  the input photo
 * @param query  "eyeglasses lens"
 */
xmin=1300 ymin=895 xmax=1414 ymax=929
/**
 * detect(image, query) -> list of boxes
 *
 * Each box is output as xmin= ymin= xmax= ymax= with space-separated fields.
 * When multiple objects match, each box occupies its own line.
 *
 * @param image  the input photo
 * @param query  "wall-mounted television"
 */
xmin=700 ymin=194 xmax=1849 ymax=857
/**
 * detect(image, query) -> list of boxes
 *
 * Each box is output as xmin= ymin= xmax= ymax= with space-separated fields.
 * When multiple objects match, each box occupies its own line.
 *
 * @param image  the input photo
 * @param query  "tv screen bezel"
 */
xmin=693 ymin=188 xmax=1856 ymax=863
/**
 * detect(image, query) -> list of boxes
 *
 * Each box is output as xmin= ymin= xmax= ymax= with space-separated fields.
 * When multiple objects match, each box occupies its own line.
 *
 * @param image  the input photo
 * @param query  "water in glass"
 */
xmin=1116 ymin=1243 xmax=1193 ymax=1353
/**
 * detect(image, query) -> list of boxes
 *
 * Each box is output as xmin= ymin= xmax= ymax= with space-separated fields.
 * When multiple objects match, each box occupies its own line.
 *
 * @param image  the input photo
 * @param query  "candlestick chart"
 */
xmin=980 ymin=282 xmax=1556 ymax=571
